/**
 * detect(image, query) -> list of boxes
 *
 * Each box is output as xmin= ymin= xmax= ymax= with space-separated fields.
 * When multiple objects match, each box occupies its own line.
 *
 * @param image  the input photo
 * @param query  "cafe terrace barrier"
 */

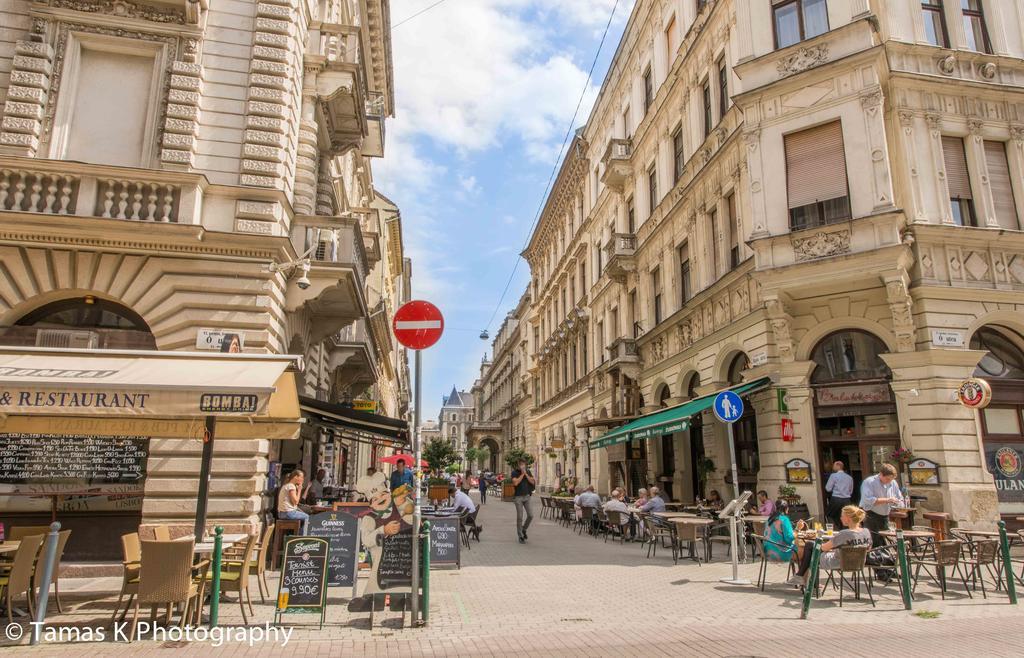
xmin=799 ymin=539 xmax=822 ymax=620
xmin=895 ymin=531 xmax=913 ymax=610
xmin=420 ymin=520 xmax=431 ymax=625
xmin=998 ymin=521 xmax=1017 ymax=605
xmin=29 ymin=522 xmax=61 ymax=646
xmin=210 ymin=527 xmax=224 ymax=626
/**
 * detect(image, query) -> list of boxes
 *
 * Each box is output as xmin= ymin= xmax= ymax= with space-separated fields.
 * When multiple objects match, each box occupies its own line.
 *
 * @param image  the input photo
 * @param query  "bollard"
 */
xmin=799 ymin=539 xmax=821 ymax=620
xmin=895 ymin=530 xmax=913 ymax=610
xmin=210 ymin=526 xmax=224 ymax=625
xmin=998 ymin=521 xmax=1017 ymax=605
xmin=419 ymin=520 xmax=431 ymax=625
xmin=30 ymin=522 xmax=61 ymax=646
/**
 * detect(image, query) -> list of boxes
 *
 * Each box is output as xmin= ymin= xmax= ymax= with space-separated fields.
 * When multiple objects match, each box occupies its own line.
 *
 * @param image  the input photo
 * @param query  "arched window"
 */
xmin=727 ymin=353 xmax=749 ymax=385
xmin=450 ymin=426 xmax=457 ymax=437
xmin=686 ymin=373 xmax=701 ymax=399
xmin=5 ymin=296 xmax=155 ymax=350
xmin=658 ymin=385 xmax=671 ymax=407
xmin=810 ymin=330 xmax=890 ymax=384
xmin=971 ymin=326 xmax=1024 ymax=380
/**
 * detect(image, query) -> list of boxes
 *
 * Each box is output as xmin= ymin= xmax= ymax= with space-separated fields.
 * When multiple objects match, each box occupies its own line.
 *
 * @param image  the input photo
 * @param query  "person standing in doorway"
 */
xmin=511 ymin=458 xmax=536 ymax=543
xmin=860 ymin=463 xmax=905 ymax=547
xmin=824 ymin=460 xmax=854 ymax=527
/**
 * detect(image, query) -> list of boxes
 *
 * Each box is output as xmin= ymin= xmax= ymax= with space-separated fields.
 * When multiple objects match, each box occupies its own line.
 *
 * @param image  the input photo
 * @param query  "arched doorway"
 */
xmin=726 ymin=352 xmax=760 ymax=496
xmin=479 ymin=437 xmax=500 ymax=474
xmin=685 ymin=373 xmax=707 ymax=501
xmin=810 ymin=330 xmax=896 ymax=505
xmin=1 ymin=296 xmax=155 ymax=560
xmin=971 ymin=325 xmax=1024 ymax=518
xmin=656 ymin=385 xmax=675 ymax=500
xmin=2 ymin=296 xmax=156 ymax=350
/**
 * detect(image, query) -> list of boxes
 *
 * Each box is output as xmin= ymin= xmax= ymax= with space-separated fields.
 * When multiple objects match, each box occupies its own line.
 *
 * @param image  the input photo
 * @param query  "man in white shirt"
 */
xmin=860 ymin=463 xmax=906 ymax=547
xmin=824 ymin=460 xmax=854 ymax=527
xmin=452 ymin=486 xmax=476 ymax=514
xmin=602 ymin=488 xmax=633 ymax=538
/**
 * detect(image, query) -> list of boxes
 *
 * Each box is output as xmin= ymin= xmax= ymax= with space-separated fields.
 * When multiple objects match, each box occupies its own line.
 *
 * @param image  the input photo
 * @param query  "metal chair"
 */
xmin=822 ymin=545 xmax=875 ymax=607
xmin=642 ymin=516 xmax=677 ymax=563
xmin=752 ymin=535 xmax=794 ymax=591
xmin=962 ymin=539 xmax=1000 ymax=598
xmin=0 ymin=533 xmax=44 ymax=624
xmin=603 ymin=510 xmax=627 ymax=544
xmin=576 ymin=507 xmax=595 ymax=535
xmin=912 ymin=539 xmax=973 ymax=600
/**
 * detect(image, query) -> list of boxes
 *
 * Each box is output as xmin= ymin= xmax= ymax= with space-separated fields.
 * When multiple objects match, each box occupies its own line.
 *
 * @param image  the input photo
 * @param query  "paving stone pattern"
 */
xmin=3 ymin=493 xmax=1023 ymax=656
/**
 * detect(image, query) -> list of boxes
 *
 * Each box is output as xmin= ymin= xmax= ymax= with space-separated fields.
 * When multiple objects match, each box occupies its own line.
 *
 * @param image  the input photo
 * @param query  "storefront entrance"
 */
xmin=810 ymin=330 xmax=900 ymax=508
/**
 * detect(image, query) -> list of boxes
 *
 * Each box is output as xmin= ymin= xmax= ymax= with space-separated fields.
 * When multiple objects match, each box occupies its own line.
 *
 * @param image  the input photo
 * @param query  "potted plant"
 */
xmin=423 ymin=438 xmax=459 ymax=502
xmin=778 ymin=484 xmax=800 ymax=503
xmin=502 ymin=448 xmax=534 ymax=501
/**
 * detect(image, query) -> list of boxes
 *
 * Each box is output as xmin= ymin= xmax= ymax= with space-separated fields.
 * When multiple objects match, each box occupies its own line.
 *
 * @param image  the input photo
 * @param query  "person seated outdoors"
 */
xmin=790 ymin=505 xmax=871 ymax=587
xmin=574 ymin=485 xmax=602 ymax=531
xmin=450 ymin=485 xmax=482 ymax=540
xmin=277 ymin=469 xmax=309 ymax=532
xmin=639 ymin=486 xmax=666 ymax=514
xmin=705 ymin=489 xmax=724 ymax=509
xmin=751 ymin=490 xmax=775 ymax=517
xmin=602 ymin=488 xmax=634 ymax=538
xmin=305 ymin=468 xmax=327 ymax=504
xmin=762 ymin=499 xmax=795 ymax=561
xmin=632 ymin=488 xmax=649 ymax=508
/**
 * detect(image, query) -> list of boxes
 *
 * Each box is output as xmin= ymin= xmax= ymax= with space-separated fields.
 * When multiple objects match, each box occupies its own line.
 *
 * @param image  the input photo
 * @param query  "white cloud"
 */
xmin=457 ymin=174 xmax=478 ymax=194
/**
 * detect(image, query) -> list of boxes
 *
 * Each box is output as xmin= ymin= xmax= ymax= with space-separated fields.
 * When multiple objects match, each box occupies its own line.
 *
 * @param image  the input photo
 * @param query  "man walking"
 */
xmin=860 ymin=463 xmax=905 ymax=547
xmin=390 ymin=458 xmax=414 ymax=492
xmin=824 ymin=460 xmax=854 ymax=527
xmin=478 ymin=472 xmax=488 ymax=504
xmin=510 ymin=458 xmax=536 ymax=543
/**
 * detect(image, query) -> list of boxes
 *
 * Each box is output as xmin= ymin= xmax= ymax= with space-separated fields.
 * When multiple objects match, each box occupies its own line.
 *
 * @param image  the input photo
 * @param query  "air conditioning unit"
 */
xmin=35 ymin=329 xmax=99 ymax=349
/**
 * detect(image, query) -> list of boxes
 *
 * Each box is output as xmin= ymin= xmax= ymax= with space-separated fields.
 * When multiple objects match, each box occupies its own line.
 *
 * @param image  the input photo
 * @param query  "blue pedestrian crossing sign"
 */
xmin=713 ymin=390 xmax=744 ymax=423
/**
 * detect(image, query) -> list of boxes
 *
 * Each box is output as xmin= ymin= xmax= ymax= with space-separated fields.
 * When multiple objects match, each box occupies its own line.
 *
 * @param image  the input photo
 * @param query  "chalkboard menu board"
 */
xmin=274 ymin=537 xmax=328 ymax=627
xmin=308 ymin=510 xmax=359 ymax=589
xmin=376 ymin=528 xmax=413 ymax=592
xmin=0 ymin=434 xmax=148 ymax=485
xmin=427 ymin=517 xmax=460 ymax=568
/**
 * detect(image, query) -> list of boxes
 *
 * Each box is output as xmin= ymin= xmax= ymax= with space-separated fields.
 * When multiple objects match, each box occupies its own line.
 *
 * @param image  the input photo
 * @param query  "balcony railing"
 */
xmin=605 ymin=337 xmax=640 ymax=366
xmin=600 ymin=138 xmax=632 ymax=192
xmin=0 ymin=159 xmax=198 ymax=223
xmin=602 ymin=233 xmax=637 ymax=282
xmin=296 ymin=215 xmax=370 ymax=284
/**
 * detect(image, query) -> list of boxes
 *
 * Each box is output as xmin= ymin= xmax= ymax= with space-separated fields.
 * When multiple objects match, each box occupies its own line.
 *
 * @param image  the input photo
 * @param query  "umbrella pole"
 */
xmin=194 ymin=416 xmax=216 ymax=540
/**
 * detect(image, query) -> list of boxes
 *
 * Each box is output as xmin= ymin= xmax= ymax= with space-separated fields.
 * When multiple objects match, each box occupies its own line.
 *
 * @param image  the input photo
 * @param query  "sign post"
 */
xmin=714 ymin=390 xmax=751 ymax=586
xmin=392 ymin=300 xmax=444 ymax=627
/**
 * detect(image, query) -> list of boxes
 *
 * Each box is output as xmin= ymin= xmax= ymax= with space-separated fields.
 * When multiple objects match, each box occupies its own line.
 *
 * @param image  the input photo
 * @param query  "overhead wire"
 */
xmin=481 ymin=0 xmax=622 ymax=333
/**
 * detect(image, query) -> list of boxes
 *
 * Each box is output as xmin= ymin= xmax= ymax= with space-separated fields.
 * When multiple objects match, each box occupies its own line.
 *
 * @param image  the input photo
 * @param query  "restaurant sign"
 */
xmin=986 ymin=442 xmax=1024 ymax=503
xmin=815 ymin=383 xmax=891 ymax=406
xmin=0 ymin=386 xmax=268 ymax=416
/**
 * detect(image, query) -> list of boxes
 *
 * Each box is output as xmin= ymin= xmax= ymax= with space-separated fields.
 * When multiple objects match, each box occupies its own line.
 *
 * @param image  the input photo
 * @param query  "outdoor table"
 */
xmin=879 ymin=529 xmax=935 ymax=540
xmin=960 ymin=529 xmax=1022 ymax=542
xmin=663 ymin=502 xmax=688 ymax=511
xmin=176 ymin=533 xmax=248 ymax=554
xmin=654 ymin=512 xmax=698 ymax=519
xmin=0 ymin=541 xmax=20 ymax=555
xmin=922 ymin=512 xmax=952 ymax=541
xmin=888 ymin=507 xmax=916 ymax=530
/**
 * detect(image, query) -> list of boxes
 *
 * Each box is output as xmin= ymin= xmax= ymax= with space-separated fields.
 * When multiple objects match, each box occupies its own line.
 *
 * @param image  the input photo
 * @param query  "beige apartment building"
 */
xmin=524 ymin=0 xmax=1024 ymax=529
xmin=0 ymin=0 xmax=411 ymax=558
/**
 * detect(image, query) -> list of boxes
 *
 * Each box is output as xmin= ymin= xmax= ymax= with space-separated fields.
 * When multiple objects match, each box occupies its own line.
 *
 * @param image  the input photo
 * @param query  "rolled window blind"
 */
xmin=984 ymin=140 xmax=1018 ymax=229
xmin=785 ymin=121 xmax=847 ymax=209
xmin=942 ymin=136 xmax=972 ymax=199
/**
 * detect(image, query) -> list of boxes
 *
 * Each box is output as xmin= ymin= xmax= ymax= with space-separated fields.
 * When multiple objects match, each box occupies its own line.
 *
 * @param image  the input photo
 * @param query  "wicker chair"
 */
xmin=223 ymin=524 xmax=275 ymax=603
xmin=912 ymin=539 xmax=973 ymax=600
xmin=821 ymin=545 xmax=875 ymax=607
xmin=36 ymin=529 xmax=72 ymax=613
xmin=217 ymin=533 xmax=259 ymax=625
xmin=112 ymin=532 xmax=142 ymax=622
xmin=752 ymin=535 xmax=795 ymax=591
xmin=603 ymin=510 xmax=627 ymax=544
xmin=7 ymin=526 xmax=50 ymax=541
xmin=675 ymin=522 xmax=703 ymax=565
xmin=539 ymin=496 xmax=551 ymax=519
xmin=576 ymin=507 xmax=595 ymax=535
xmin=152 ymin=525 xmax=172 ymax=541
xmin=0 ymin=533 xmax=44 ymax=624
xmin=962 ymin=539 xmax=1000 ymax=599
xmin=127 ymin=539 xmax=203 ymax=640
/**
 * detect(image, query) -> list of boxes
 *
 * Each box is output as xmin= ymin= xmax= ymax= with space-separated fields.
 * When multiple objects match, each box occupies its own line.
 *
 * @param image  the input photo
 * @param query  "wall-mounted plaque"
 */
xmin=908 ymin=457 xmax=940 ymax=485
xmin=785 ymin=458 xmax=812 ymax=484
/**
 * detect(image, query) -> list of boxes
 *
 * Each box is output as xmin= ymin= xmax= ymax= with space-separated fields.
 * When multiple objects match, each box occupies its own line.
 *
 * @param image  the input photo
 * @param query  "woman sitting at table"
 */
xmin=633 ymin=488 xmax=649 ymax=509
xmin=789 ymin=504 xmax=871 ymax=588
xmin=705 ymin=490 xmax=724 ymax=509
xmin=762 ymin=500 xmax=795 ymax=561
xmin=277 ymin=469 xmax=310 ymax=533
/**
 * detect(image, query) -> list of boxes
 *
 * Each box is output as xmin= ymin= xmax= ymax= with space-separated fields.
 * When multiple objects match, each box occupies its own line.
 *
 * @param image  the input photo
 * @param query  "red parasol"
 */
xmin=380 ymin=453 xmax=428 ymax=468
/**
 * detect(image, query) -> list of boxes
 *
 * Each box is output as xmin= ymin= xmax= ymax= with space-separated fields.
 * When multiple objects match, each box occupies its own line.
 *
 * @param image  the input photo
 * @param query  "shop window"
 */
xmin=983 ymin=407 xmax=1022 ymax=435
xmin=971 ymin=326 xmax=1024 ymax=379
xmin=942 ymin=135 xmax=977 ymax=226
xmin=785 ymin=121 xmax=851 ymax=230
xmin=5 ymin=297 xmax=156 ymax=350
xmin=773 ymin=0 xmax=829 ymax=50
xmin=921 ymin=0 xmax=949 ymax=47
xmin=810 ymin=330 xmax=891 ymax=384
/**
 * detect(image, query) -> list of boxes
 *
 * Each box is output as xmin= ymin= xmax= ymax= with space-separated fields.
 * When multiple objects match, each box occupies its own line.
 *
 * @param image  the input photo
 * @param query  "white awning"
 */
xmin=0 ymin=347 xmax=302 ymax=439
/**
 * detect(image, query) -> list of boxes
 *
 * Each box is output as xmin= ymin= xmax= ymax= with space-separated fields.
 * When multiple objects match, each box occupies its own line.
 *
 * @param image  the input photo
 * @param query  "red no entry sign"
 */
xmin=392 ymin=300 xmax=444 ymax=350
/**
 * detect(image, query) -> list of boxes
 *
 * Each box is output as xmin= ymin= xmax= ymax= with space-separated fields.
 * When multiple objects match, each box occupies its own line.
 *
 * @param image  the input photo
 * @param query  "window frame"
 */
xmin=921 ymin=0 xmax=949 ymax=48
xmin=647 ymin=163 xmax=659 ymax=216
xmin=678 ymin=242 xmax=691 ymax=305
xmin=717 ymin=57 xmax=729 ymax=119
xmin=643 ymin=66 xmax=654 ymax=115
xmin=702 ymin=78 xmax=712 ymax=140
xmin=651 ymin=267 xmax=663 ymax=326
xmin=961 ymin=0 xmax=992 ymax=54
xmin=672 ymin=125 xmax=685 ymax=184
xmin=772 ymin=0 xmax=830 ymax=51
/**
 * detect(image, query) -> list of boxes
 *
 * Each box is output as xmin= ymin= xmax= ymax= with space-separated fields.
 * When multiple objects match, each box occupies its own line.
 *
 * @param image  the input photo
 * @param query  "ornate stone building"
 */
xmin=438 ymin=386 xmax=473 ymax=455
xmin=0 ymin=0 xmax=410 ymax=552
xmin=524 ymin=0 xmax=1024 ymax=528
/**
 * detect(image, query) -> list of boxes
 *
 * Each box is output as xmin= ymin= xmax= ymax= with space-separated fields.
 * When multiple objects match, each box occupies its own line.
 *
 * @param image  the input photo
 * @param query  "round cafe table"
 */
xmin=0 ymin=541 xmax=20 ymax=555
xmin=879 ymin=529 xmax=935 ymax=540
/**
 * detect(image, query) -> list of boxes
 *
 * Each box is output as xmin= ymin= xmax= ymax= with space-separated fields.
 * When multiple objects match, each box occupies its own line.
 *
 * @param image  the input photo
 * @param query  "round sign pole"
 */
xmin=392 ymin=301 xmax=443 ymax=628
xmin=714 ymin=390 xmax=751 ymax=586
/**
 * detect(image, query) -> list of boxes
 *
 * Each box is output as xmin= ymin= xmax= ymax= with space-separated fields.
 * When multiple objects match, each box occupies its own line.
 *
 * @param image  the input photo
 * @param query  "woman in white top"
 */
xmin=277 ymin=469 xmax=309 ymax=532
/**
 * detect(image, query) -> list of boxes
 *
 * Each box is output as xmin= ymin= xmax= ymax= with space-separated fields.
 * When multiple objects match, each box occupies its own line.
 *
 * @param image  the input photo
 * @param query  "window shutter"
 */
xmin=785 ymin=121 xmax=847 ymax=209
xmin=942 ymin=136 xmax=972 ymax=199
xmin=984 ymin=140 xmax=1018 ymax=229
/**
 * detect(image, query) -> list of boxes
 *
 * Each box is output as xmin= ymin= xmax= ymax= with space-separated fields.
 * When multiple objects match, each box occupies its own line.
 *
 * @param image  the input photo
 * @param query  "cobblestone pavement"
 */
xmin=3 ymin=493 xmax=1023 ymax=656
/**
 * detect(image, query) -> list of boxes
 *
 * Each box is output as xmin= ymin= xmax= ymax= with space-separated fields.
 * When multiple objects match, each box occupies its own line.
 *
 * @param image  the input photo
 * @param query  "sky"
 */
xmin=375 ymin=0 xmax=634 ymax=421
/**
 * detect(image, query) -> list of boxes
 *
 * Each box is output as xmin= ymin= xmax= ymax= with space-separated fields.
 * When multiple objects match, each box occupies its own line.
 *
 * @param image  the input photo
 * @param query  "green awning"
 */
xmin=590 ymin=377 xmax=771 ymax=450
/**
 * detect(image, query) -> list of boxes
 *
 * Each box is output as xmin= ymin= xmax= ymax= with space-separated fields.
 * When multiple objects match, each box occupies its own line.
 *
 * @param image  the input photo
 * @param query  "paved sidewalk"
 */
xmin=3 ymin=493 xmax=1023 ymax=656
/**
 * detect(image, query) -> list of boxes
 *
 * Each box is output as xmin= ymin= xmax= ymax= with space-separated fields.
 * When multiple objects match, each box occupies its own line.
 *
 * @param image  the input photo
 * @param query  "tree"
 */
xmin=464 ymin=445 xmax=491 ymax=470
xmin=504 ymin=447 xmax=535 ymax=470
xmin=423 ymin=438 xmax=459 ymax=474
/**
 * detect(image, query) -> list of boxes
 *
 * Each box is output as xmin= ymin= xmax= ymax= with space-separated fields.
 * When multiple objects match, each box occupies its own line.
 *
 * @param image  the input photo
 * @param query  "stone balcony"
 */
xmin=364 ymin=90 xmax=386 ymax=158
xmin=327 ymin=317 xmax=378 ymax=394
xmin=602 ymin=233 xmax=637 ymax=282
xmin=310 ymin=22 xmax=368 ymax=154
xmin=286 ymin=214 xmax=369 ymax=341
xmin=604 ymin=337 xmax=640 ymax=368
xmin=600 ymin=138 xmax=632 ymax=192
xmin=0 ymin=156 xmax=203 ymax=224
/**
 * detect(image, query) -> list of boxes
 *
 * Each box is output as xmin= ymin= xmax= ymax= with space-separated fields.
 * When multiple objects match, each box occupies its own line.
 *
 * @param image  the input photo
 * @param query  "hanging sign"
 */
xmin=785 ymin=458 xmax=812 ymax=484
xmin=274 ymin=536 xmax=329 ymax=628
xmin=777 ymin=388 xmax=789 ymax=414
xmin=781 ymin=417 xmax=795 ymax=442
xmin=956 ymin=378 xmax=992 ymax=409
xmin=907 ymin=457 xmax=940 ymax=485
xmin=352 ymin=399 xmax=378 ymax=413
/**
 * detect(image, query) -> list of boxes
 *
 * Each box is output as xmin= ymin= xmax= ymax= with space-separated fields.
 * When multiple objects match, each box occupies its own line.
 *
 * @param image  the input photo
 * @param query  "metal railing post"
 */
xmin=800 ymin=538 xmax=822 ymax=620
xmin=998 ymin=521 xmax=1017 ymax=605
xmin=895 ymin=530 xmax=913 ymax=610
xmin=420 ymin=520 xmax=431 ymax=624
xmin=29 ymin=522 xmax=61 ymax=646
xmin=210 ymin=526 xmax=224 ymax=625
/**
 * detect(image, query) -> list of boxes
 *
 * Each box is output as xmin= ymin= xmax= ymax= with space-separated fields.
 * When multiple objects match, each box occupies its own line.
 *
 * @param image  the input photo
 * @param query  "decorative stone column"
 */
xmin=859 ymin=88 xmax=896 ymax=211
xmin=881 ymin=349 xmax=998 ymax=530
xmin=161 ymin=39 xmax=203 ymax=169
xmin=0 ymin=22 xmax=53 ymax=156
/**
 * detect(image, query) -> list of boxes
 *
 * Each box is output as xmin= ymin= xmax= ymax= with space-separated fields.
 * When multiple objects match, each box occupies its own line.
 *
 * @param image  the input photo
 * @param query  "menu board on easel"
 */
xmin=308 ymin=510 xmax=360 ymax=591
xmin=274 ymin=537 xmax=329 ymax=628
xmin=427 ymin=517 xmax=460 ymax=569
xmin=376 ymin=528 xmax=413 ymax=592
